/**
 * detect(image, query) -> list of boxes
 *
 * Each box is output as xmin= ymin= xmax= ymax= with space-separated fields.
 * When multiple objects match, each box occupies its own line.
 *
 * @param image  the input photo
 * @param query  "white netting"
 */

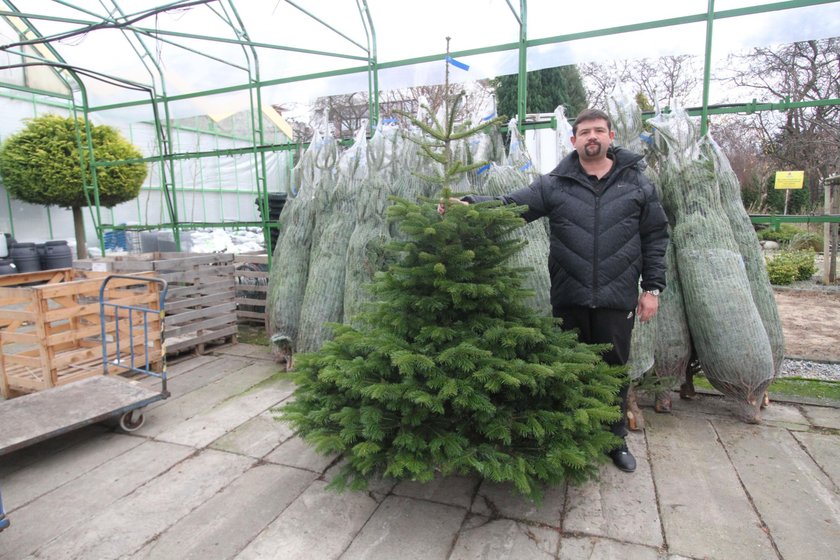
xmin=481 ymin=164 xmax=551 ymax=316
xmin=266 ymin=129 xmax=338 ymax=353
xmin=297 ymin=126 xmax=366 ymax=351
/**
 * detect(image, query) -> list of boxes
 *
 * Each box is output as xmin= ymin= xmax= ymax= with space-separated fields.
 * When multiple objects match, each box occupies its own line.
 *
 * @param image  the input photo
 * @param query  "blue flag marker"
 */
xmin=445 ymin=56 xmax=470 ymax=71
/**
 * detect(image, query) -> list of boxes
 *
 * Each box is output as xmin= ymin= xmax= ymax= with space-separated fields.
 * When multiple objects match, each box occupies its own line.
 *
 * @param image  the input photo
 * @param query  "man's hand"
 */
xmin=437 ymin=197 xmax=469 ymax=215
xmin=636 ymin=292 xmax=659 ymax=323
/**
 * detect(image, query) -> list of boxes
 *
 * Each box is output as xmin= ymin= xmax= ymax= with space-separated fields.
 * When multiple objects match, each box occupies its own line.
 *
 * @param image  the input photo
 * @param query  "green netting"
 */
xmin=652 ymin=239 xmax=692 ymax=385
xmin=649 ymin=109 xmax=775 ymax=421
xmin=706 ymin=137 xmax=785 ymax=377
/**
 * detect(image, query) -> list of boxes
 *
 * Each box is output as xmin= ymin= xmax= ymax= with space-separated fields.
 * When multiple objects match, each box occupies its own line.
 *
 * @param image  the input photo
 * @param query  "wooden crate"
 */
xmin=234 ymin=253 xmax=268 ymax=326
xmin=0 ymin=269 xmax=163 ymax=398
xmin=108 ymin=252 xmax=238 ymax=355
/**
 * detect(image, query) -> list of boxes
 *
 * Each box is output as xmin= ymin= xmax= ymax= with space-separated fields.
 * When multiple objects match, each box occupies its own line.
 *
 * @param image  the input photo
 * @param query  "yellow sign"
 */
xmin=774 ymin=170 xmax=804 ymax=189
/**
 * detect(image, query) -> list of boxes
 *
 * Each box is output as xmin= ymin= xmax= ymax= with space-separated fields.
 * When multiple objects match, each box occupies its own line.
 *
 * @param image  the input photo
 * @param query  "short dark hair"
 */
xmin=572 ymin=109 xmax=612 ymax=136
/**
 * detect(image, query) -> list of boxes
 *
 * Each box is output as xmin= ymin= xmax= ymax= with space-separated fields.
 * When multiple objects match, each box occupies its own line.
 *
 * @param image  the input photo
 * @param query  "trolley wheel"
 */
xmin=119 ymin=410 xmax=146 ymax=432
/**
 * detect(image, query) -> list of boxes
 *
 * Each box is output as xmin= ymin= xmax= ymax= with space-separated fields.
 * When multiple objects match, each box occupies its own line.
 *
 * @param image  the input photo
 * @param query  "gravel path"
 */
xmin=779 ymin=358 xmax=840 ymax=382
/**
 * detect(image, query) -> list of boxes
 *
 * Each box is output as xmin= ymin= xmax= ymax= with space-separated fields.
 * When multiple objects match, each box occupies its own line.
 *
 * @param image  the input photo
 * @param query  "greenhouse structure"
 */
xmin=1 ymin=4 xmax=840 ymax=555
xmin=0 ymin=0 xmax=837 ymax=260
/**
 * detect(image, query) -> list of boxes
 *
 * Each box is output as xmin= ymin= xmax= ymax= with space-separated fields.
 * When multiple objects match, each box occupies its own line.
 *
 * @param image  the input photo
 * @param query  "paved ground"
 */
xmin=1 ymin=343 xmax=838 ymax=560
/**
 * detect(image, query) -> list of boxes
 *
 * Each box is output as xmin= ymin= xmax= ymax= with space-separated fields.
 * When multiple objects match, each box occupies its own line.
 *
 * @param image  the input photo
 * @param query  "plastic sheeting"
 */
xmin=0 ymin=95 xmax=292 ymax=246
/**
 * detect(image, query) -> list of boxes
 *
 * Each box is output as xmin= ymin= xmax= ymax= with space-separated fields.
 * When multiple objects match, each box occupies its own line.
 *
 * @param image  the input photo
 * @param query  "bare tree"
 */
xmin=721 ymin=38 xmax=840 ymax=207
xmin=709 ymin=116 xmax=775 ymax=212
xmin=309 ymin=92 xmax=370 ymax=140
xmin=581 ymin=55 xmax=701 ymax=109
xmin=300 ymin=81 xmax=496 ymax=142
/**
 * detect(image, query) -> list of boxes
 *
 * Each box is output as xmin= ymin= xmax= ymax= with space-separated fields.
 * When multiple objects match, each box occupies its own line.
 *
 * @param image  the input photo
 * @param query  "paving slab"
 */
xmin=153 ymin=376 xmax=292 ymax=448
xmin=6 ymin=348 xmax=836 ymax=560
xmin=340 ymin=495 xmax=466 ymax=560
xmin=645 ymin=413 xmax=776 ymax=560
xmin=263 ymin=435 xmax=339 ymax=473
xmin=319 ymin=459 xmax=399 ymax=500
xmin=757 ymin=400 xmax=812 ymax=430
xmin=714 ymin=420 xmax=840 ymax=560
xmin=449 ymin=516 xmax=559 ymax=559
xmin=664 ymin=393 xmax=811 ymax=429
xmin=557 ymin=536 xmax=661 ymax=559
xmin=661 ymin=393 xmax=735 ymax=418
xmin=27 ymin=448 xmax=253 ymax=560
xmin=392 ymin=474 xmax=479 ymax=509
xmin=233 ymin=479 xmax=378 ymax=560
xmin=210 ymin=410 xmax=295 ymax=458
xmin=158 ymin=354 xmax=218 ymax=379
xmin=0 ymin=432 xmax=142 ymax=509
xmin=471 ymin=480 xmax=565 ymax=527
xmin=142 ymin=356 xmax=254 ymax=402
xmin=0 ymin=440 xmax=194 ymax=560
xmin=563 ymin=430 xmax=662 ymax=548
xmin=216 ymin=343 xmax=274 ymax=360
xmin=131 ymin=463 xmax=315 ymax=560
xmin=133 ymin=360 xmax=281 ymax=437
xmin=800 ymin=404 xmax=840 ymax=430
xmin=0 ymin=424 xmax=109 ymax=478
xmin=792 ymin=430 xmax=840 ymax=488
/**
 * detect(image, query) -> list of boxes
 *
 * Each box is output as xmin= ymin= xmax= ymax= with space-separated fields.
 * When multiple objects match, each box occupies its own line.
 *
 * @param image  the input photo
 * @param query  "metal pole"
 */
xmin=700 ymin=0 xmax=715 ymax=135
xmin=827 ymin=177 xmax=840 ymax=284
xmin=109 ymin=0 xmax=181 ymax=251
xmin=361 ymin=0 xmax=379 ymax=131
xmin=516 ymin=0 xmax=527 ymax=131
xmin=824 ymin=179 xmax=831 ymax=284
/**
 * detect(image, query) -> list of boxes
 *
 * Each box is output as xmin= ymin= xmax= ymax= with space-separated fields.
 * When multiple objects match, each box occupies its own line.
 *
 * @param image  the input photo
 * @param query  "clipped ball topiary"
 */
xmin=0 ymin=114 xmax=147 ymax=256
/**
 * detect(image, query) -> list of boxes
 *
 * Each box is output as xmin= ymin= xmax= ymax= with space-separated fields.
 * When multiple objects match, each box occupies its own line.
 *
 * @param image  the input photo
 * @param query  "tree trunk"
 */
xmin=72 ymin=206 xmax=88 ymax=259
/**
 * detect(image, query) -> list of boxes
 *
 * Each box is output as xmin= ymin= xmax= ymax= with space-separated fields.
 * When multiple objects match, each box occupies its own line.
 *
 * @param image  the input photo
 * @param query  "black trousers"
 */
xmin=552 ymin=306 xmax=634 ymax=438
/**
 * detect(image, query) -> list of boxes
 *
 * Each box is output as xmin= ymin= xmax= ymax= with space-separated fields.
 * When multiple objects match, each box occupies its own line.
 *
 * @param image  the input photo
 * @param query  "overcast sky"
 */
xmin=2 ymin=1 xmax=838 ymax=123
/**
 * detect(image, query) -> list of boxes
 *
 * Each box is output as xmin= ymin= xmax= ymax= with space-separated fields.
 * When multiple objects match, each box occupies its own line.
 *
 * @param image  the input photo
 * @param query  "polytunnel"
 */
xmin=0 ymin=0 xmax=837 ymax=261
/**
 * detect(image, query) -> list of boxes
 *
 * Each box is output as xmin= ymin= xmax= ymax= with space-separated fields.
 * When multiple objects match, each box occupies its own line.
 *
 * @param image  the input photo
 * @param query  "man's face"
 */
xmin=571 ymin=118 xmax=615 ymax=160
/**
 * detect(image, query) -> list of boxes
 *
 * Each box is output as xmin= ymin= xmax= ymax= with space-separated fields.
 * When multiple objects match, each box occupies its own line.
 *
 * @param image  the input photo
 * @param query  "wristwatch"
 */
xmin=644 ymin=289 xmax=660 ymax=297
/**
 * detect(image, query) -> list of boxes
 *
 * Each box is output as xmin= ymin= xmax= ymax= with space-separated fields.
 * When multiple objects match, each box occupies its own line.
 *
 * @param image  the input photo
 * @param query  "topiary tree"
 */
xmin=0 ymin=114 xmax=147 ymax=258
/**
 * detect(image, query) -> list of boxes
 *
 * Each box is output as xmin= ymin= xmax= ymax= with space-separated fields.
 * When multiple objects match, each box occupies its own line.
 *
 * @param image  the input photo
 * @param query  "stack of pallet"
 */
xmin=105 ymin=253 xmax=239 ymax=356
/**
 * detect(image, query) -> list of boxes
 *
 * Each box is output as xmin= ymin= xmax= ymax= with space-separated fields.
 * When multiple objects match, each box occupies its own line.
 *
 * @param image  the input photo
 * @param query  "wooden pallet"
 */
xmin=0 ymin=270 xmax=163 ymax=398
xmin=107 ymin=253 xmax=239 ymax=356
xmin=234 ymin=252 xmax=268 ymax=326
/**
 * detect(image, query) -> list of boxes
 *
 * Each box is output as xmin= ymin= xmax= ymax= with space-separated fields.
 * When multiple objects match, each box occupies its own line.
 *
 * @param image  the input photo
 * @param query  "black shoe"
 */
xmin=608 ymin=443 xmax=636 ymax=473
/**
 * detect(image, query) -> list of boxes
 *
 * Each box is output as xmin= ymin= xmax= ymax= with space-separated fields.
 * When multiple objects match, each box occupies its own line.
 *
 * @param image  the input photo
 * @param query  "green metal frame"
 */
xmin=0 ymin=0 xmax=838 ymax=264
xmin=750 ymin=214 xmax=840 ymax=229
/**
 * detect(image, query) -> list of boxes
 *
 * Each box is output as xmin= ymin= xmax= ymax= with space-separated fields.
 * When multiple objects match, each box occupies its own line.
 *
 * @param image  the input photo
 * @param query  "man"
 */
xmin=443 ymin=108 xmax=669 ymax=472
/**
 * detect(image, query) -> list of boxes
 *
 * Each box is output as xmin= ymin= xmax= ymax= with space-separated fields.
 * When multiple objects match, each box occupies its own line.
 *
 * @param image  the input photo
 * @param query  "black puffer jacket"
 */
xmin=468 ymin=147 xmax=669 ymax=311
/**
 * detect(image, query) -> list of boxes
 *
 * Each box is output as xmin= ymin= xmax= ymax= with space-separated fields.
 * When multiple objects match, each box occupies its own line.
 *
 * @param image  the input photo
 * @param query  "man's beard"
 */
xmin=584 ymin=141 xmax=602 ymax=156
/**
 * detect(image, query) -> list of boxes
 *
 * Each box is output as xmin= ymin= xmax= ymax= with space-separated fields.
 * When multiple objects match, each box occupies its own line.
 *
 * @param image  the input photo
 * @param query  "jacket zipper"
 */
xmin=592 ymin=193 xmax=600 ymax=308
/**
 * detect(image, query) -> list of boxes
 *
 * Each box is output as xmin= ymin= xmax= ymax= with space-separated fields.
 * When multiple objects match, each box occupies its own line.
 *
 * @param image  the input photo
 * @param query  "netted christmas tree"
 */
xmin=277 ymin=46 xmax=625 ymax=499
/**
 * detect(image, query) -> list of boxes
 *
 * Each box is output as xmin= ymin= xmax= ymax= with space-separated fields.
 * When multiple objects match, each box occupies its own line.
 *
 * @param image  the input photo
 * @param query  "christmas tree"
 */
xmin=277 ymin=43 xmax=625 ymax=500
